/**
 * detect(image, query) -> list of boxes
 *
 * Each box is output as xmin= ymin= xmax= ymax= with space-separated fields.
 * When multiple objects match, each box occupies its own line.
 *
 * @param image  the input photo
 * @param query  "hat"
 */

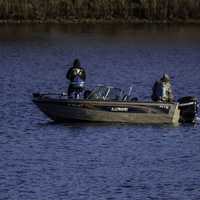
xmin=161 ymin=73 xmax=170 ymax=82
xmin=73 ymin=59 xmax=81 ymax=68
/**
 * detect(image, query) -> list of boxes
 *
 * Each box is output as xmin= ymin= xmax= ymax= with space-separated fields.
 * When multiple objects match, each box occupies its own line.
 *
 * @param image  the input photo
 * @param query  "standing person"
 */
xmin=151 ymin=73 xmax=174 ymax=102
xmin=66 ymin=59 xmax=86 ymax=98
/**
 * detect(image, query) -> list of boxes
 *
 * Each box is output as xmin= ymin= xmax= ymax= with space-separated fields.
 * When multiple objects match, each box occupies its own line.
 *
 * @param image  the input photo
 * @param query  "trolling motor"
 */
xmin=178 ymin=96 xmax=198 ymax=123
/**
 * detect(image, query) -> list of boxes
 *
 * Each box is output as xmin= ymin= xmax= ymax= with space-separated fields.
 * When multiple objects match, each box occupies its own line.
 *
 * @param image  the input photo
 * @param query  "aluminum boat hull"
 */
xmin=33 ymin=97 xmax=180 ymax=124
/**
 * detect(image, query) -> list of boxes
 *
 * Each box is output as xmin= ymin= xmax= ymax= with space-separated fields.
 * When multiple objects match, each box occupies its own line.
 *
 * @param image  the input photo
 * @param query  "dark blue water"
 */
xmin=1 ymin=24 xmax=200 ymax=200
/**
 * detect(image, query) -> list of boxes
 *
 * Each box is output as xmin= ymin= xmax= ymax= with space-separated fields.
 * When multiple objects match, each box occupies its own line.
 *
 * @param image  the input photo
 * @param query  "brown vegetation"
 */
xmin=0 ymin=0 xmax=200 ymax=22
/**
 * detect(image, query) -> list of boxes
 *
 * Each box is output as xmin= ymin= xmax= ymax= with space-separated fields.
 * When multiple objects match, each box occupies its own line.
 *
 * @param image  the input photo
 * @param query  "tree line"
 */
xmin=0 ymin=0 xmax=200 ymax=21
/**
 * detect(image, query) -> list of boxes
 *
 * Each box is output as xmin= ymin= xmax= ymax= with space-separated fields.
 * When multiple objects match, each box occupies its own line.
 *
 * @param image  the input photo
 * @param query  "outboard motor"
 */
xmin=178 ymin=96 xmax=198 ymax=123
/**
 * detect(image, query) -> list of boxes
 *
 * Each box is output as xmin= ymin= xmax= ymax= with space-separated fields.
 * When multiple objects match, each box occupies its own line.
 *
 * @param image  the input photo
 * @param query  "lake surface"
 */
xmin=0 ymin=23 xmax=200 ymax=200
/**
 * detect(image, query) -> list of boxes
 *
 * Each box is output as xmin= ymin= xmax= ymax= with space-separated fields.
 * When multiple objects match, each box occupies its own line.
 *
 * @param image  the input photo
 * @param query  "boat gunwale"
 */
xmin=32 ymin=96 xmax=178 ymax=107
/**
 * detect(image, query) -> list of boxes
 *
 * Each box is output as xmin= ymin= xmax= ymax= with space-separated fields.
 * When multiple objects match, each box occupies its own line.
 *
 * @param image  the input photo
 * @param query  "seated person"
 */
xmin=151 ymin=73 xmax=174 ymax=102
xmin=66 ymin=59 xmax=86 ymax=99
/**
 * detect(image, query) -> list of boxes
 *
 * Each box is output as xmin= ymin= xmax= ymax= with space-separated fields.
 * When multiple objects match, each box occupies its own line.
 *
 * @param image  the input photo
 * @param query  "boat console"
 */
xmin=86 ymin=85 xmax=135 ymax=101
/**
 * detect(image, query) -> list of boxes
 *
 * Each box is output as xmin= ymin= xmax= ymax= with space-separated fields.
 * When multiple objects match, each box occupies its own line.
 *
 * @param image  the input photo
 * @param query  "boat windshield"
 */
xmin=87 ymin=86 xmax=125 ymax=101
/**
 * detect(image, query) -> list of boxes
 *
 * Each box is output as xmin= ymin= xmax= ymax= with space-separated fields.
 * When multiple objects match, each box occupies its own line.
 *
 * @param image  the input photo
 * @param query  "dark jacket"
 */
xmin=152 ymin=80 xmax=174 ymax=102
xmin=66 ymin=66 xmax=86 ymax=82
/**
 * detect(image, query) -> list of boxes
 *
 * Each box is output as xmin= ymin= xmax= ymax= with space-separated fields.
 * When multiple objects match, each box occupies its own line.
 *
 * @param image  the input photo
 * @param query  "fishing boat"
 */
xmin=32 ymin=85 xmax=198 ymax=124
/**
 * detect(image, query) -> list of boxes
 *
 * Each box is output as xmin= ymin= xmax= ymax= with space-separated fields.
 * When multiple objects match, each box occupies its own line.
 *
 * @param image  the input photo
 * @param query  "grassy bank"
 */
xmin=0 ymin=0 xmax=200 ymax=23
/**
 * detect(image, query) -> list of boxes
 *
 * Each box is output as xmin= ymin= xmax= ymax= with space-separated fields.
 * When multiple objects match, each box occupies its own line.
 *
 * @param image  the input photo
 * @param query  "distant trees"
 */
xmin=0 ymin=0 xmax=199 ymax=21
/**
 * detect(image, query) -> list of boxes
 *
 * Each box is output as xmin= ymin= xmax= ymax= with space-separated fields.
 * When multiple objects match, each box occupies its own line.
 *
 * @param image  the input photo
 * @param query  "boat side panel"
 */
xmin=34 ymin=100 xmax=179 ymax=124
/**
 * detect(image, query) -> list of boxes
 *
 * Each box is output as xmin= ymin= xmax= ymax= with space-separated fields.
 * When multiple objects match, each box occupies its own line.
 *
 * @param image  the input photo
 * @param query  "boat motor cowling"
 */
xmin=178 ymin=96 xmax=198 ymax=123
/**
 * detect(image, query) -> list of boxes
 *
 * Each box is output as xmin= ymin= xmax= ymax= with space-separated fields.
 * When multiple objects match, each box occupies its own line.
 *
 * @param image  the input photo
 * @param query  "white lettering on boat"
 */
xmin=111 ymin=107 xmax=128 ymax=112
xmin=159 ymin=105 xmax=169 ymax=109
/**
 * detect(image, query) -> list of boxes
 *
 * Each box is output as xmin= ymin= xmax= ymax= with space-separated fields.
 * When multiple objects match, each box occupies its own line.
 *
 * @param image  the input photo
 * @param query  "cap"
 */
xmin=73 ymin=59 xmax=81 ymax=68
xmin=161 ymin=73 xmax=170 ymax=82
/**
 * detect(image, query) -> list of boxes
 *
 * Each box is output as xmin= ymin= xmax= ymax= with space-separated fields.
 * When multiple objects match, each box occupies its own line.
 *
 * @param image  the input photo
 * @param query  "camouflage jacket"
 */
xmin=66 ymin=66 xmax=86 ymax=82
xmin=152 ymin=80 xmax=174 ymax=102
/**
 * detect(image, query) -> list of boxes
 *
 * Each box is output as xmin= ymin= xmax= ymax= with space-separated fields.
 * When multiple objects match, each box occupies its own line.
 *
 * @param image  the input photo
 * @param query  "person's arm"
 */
xmin=82 ymin=69 xmax=86 ymax=81
xmin=79 ymin=67 xmax=86 ymax=81
xmin=66 ymin=67 xmax=72 ymax=80
xmin=166 ymin=83 xmax=174 ymax=102
xmin=168 ymin=87 xmax=174 ymax=101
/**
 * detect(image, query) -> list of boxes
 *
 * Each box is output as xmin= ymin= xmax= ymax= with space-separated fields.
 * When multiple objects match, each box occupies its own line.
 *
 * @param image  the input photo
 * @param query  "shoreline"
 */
xmin=1 ymin=19 xmax=200 ymax=25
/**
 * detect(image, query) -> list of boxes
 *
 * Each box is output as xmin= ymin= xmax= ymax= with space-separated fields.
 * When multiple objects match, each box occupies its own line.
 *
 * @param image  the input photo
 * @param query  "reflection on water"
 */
xmin=0 ymin=23 xmax=200 ymax=200
xmin=1 ymin=23 xmax=200 ymax=44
